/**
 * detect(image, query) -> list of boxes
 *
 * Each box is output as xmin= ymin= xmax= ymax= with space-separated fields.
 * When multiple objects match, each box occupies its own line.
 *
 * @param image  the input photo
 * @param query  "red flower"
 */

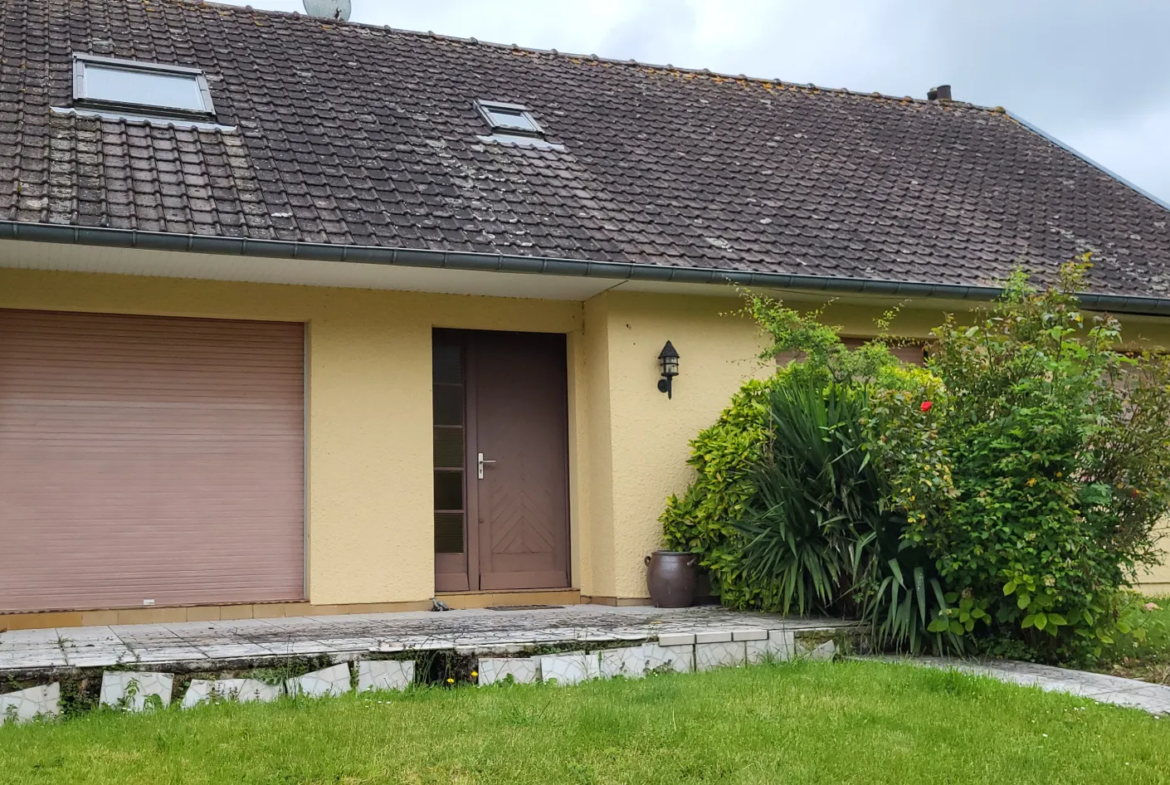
xmin=920 ymin=401 xmax=933 ymax=412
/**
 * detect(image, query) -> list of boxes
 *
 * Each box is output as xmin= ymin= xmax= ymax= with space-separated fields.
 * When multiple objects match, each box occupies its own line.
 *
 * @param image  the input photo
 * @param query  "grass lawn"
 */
xmin=1 ymin=660 xmax=1167 ymax=784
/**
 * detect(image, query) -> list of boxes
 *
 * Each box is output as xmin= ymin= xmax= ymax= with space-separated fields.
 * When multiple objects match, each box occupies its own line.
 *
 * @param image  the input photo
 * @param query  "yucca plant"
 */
xmin=860 ymin=536 xmax=960 ymax=654
xmin=737 ymin=376 xmax=959 ymax=653
xmin=736 ymin=380 xmax=881 ymax=616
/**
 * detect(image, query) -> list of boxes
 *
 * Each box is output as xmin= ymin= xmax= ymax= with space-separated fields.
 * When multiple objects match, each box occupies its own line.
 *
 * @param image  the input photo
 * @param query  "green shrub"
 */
xmin=917 ymin=263 xmax=1170 ymax=661
xmin=736 ymin=376 xmax=962 ymax=652
xmin=660 ymin=295 xmax=918 ymax=609
xmin=661 ymin=377 xmax=776 ymax=607
xmin=662 ymin=262 xmax=1170 ymax=662
xmin=735 ymin=379 xmax=880 ymax=617
xmin=859 ymin=363 xmax=970 ymax=652
xmin=664 ymin=296 xmax=961 ymax=651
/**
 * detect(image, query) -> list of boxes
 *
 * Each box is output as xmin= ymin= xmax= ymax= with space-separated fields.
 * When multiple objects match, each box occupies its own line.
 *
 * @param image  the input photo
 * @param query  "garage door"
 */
xmin=0 ymin=310 xmax=305 ymax=613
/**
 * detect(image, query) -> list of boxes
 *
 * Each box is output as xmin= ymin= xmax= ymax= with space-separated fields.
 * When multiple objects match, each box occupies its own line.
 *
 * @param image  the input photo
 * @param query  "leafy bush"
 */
xmin=663 ymin=261 xmax=1170 ymax=662
xmin=665 ymin=295 xmax=961 ymax=651
xmin=661 ymin=296 xmax=930 ymax=611
xmin=737 ymin=374 xmax=961 ymax=652
xmin=736 ymin=379 xmax=880 ymax=617
xmin=914 ymin=263 xmax=1170 ymax=660
xmin=1104 ymin=596 xmax=1170 ymax=682
xmin=661 ymin=378 xmax=776 ymax=608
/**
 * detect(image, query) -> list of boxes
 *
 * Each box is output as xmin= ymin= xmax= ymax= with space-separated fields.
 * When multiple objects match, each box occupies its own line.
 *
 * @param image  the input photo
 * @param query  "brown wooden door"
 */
xmin=473 ymin=332 xmax=570 ymax=590
xmin=432 ymin=330 xmax=570 ymax=593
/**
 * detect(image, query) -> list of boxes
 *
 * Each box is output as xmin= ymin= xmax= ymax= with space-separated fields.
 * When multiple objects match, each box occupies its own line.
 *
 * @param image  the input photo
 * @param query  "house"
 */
xmin=2 ymin=0 xmax=1170 ymax=631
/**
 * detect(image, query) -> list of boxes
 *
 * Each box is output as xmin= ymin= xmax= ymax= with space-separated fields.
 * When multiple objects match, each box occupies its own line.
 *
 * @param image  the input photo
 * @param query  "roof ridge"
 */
xmin=188 ymin=0 xmax=1000 ymax=112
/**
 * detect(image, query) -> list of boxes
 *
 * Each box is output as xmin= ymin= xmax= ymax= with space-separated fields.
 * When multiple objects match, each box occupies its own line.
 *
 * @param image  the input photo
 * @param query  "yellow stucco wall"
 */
xmin=578 ymin=295 xmax=614 ymax=596
xmin=0 ymin=267 xmax=585 ymax=607
xmin=4 ymin=264 xmax=1170 ymax=608
xmin=581 ymin=294 xmax=1170 ymax=599
xmin=1142 ymin=530 xmax=1170 ymax=597
xmin=583 ymin=291 xmax=773 ymax=598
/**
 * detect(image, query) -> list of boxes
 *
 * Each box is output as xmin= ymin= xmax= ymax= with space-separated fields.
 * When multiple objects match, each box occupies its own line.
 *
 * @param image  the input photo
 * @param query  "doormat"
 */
xmin=485 ymin=605 xmax=563 ymax=611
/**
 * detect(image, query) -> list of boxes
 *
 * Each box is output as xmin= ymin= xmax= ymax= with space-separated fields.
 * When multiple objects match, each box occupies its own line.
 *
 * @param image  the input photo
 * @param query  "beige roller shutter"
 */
xmin=0 ymin=310 xmax=305 ymax=613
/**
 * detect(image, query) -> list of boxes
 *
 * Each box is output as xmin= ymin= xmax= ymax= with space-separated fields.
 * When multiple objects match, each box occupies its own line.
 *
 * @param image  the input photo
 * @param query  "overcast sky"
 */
xmin=219 ymin=0 xmax=1170 ymax=205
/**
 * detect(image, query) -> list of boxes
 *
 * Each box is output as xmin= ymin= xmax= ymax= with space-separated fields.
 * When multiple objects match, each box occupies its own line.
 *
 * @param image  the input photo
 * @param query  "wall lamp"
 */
xmin=657 ymin=341 xmax=680 ymax=399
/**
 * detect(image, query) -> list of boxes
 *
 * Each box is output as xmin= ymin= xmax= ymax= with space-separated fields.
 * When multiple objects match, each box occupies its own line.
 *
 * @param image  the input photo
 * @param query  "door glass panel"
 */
xmin=434 ymin=513 xmax=464 ymax=554
xmin=433 ymin=427 xmax=463 ymax=469
xmin=433 ymin=334 xmax=467 ymax=559
xmin=433 ymin=343 xmax=464 ymax=384
xmin=433 ymin=385 xmax=464 ymax=426
xmin=434 ymin=470 xmax=463 ymax=511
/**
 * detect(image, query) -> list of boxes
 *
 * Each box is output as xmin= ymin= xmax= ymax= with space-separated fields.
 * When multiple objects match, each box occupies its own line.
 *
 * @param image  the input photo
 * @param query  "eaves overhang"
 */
xmin=2 ymin=221 xmax=1169 ymax=316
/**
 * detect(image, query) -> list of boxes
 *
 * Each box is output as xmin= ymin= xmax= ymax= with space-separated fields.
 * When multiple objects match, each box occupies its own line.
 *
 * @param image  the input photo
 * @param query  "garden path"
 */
xmin=877 ymin=656 xmax=1170 ymax=716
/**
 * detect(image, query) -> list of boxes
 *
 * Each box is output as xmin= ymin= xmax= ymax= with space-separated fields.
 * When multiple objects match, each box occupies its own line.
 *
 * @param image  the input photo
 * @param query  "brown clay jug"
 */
xmin=645 ymin=550 xmax=698 ymax=608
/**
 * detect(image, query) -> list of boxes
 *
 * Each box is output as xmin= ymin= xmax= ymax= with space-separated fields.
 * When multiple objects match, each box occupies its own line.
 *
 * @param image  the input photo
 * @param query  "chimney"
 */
xmin=303 ymin=0 xmax=352 ymax=21
xmin=928 ymin=85 xmax=953 ymax=101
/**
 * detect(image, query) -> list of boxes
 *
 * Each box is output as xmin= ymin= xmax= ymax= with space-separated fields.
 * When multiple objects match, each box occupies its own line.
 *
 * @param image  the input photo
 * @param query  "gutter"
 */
xmin=3 ymin=220 xmax=1170 ymax=317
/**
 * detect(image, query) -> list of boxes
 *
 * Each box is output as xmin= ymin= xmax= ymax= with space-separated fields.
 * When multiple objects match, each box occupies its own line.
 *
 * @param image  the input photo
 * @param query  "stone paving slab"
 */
xmin=478 ymin=656 xmax=540 ymax=686
xmin=599 ymin=646 xmax=646 ymax=679
xmin=539 ymin=652 xmax=601 ymax=686
xmin=0 ymin=605 xmax=855 ymax=675
xmin=181 ymin=679 xmax=283 ymax=709
xmin=695 ymin=641 xmax=747 ymax=671
xmin=0 ymin=683 xmax=60 ymax=723
xmin=356 ymin=660 xmax=414 ymax=693
xmin=99 ymin=671 xmax=174 ymax=711
xmin=287 ymin=664 xmax=352 ymax=698
xmin=876 ymin=656 xmax=1170 ymax=716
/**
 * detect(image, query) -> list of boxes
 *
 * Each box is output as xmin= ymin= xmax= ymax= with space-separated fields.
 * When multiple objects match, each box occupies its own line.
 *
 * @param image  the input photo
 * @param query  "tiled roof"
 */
xmin=2 ymin=0 xmax=1170 ymax=298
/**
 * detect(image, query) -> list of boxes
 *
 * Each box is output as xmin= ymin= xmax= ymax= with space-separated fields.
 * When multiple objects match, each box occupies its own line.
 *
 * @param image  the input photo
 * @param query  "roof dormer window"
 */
xmin=73 ymin=54 xmax=215 ymax=120
xmin=475 ymin=100 xmax=543 ymax=138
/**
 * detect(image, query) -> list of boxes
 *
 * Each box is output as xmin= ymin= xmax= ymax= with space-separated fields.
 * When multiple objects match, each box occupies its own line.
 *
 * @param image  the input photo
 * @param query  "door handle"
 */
xmin=477 ymin=452 xmax=497 ymax=480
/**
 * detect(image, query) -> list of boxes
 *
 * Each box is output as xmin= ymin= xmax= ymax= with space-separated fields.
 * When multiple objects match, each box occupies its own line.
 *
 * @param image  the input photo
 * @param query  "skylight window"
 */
xmin=73 ymin=54 xmax=215 ymax=119
xmin=475 ymin=100 xmax=544 ymax=138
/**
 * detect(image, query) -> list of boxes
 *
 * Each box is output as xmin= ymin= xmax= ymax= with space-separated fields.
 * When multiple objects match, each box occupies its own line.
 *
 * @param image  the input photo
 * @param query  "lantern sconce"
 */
xmin=657 ymin=341 xmax=680 ymax=399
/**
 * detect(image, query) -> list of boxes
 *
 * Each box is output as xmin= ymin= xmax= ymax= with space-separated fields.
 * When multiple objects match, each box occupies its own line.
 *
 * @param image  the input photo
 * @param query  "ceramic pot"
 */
xmin=645 ymin=550 xmax=698 ymax=608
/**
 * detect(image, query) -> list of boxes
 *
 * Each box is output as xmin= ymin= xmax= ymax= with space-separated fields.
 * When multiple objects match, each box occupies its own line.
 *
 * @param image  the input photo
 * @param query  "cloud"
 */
xmin=214 ymin=0 xmax=1170 ymax=204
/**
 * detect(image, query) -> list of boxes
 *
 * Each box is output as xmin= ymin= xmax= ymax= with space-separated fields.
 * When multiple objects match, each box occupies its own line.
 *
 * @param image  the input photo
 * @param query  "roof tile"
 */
xmin=0 ymin=0 xmax=1168 ymax=297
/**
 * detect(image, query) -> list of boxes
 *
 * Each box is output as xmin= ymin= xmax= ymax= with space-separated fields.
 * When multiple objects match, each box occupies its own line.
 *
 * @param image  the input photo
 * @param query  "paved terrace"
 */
xmin=4 ymin=606 xmax=1169 ymax=717
xmin=0 ymin=605 xmax=856 ymax=676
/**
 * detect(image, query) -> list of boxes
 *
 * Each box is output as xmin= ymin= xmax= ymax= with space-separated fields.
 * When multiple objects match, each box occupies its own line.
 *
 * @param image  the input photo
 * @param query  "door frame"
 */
xmin=462 ymin=335 xmax=484 ymax=591
xmin=432 ymin=328 xmax=571 ymax=593
xmin=433 ymin=329 xmax=472 ymax=592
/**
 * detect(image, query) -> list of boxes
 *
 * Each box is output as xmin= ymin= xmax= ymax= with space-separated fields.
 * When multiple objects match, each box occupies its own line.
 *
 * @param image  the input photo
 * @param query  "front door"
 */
xmin=433 ymin=330 xmax=570 ymax=592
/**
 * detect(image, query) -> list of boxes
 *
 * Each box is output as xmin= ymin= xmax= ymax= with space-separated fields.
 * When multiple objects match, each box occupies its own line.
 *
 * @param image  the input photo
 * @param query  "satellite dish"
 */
xmin=303 ymin=0 xmax=352 ymax=21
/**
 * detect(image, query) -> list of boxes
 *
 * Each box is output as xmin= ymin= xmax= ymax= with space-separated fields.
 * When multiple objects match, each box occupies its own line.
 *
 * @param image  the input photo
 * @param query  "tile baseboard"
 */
xmin=579 ymin=595 xmax=654 ymax=607
xmin=0 ymin=599 xmax=434 ymax=631
xmin=436 ymin=589 xmax=581 ymax=610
